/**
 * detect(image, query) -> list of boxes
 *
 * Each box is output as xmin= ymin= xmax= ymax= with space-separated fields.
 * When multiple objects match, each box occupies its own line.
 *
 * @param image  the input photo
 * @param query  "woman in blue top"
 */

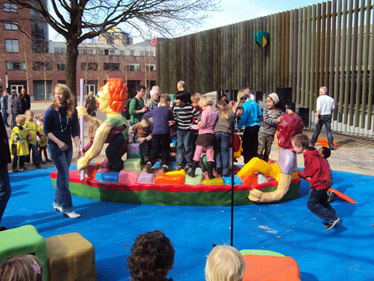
xmin=44 ymin=84 xmax=82 ymax=218
xmin=236 ymin=89 xmax=263 ymax=164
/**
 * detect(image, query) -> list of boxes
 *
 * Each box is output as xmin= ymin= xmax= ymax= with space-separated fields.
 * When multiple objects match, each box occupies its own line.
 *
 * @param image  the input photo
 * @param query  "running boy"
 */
xmin=173 ymin=91 xmax=201 ymax=172
xmin=143 ymin=94 xmax=174 ymax=172
xmin=291 ymin=134 xmax=340 ymax=231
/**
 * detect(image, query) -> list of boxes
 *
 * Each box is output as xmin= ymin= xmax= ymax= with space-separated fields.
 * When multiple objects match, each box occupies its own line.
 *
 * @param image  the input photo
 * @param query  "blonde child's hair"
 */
xmin=160 ymin=94 xmax=171 ymax=105
xmin=199 ymin=96 xmax=214 ymax=108
xmin=236 ymin=89 xmax=247 ymax=102
xmin=191 ymin=92 xmax=202 ymax=104
xmin=205 ymin=245 xmax=246 ymax=281
xmin=25 ymin=110 xmax=34 ymax=117
xmin=35 ymin=113 xmax=43 ymax=122
xmin=216 ymin=100 xmax=231 ymax=119
xmin=16 ymin=114 xmax=26 ymax=124
xmin=87 ymin=120 xmax=101 ymax=137
xmin=291 ymin=134 xmax=310 ymax=149
xmin=0 ymin=254 xmax=43 ymax=281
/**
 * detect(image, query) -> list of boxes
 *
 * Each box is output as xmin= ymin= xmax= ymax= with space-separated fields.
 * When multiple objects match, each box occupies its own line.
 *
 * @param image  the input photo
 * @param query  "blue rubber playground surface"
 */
xmin=3 ymin=165 xmax=374 ymax=281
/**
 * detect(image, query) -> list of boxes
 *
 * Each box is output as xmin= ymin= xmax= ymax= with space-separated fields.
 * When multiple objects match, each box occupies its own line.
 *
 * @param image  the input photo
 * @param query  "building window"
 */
xmin=57 ymin=62 xmax=65 ymax=71
xmin=3 ymin=3 xmax=17 ymax=12
xmin=119 ymin=50 xmax=124 ymax=55
xmin=81 ymin=62 xmax=98 ymax=71
xmin=146 ymin=51 xmax=153 ymax=56
xmin=32 ymin=61 xmax=52 ymax=71
xmin=129 ymin=50 xmax=135 ymax=56
xmin=4 ymin=22 xmax=18 ymax=30
xmin=109 ymin=49 xmax=116 ymax=55
xmin=104 ymin=63 xmax=120 ymax=71
xmin=139 ymin=51 xmax=144 ymax=56
xmin=127 ymin=64 xmax=140 ymax=72
xmin=54 ymin=47 xmax=66 ymax=54
xmin=5 ymin=39 xmax=19 ymax=53
xmin=146 ymin=64 xmax=156 ymax=72
xmin=6 ymin=61 xmax=25 ymax=71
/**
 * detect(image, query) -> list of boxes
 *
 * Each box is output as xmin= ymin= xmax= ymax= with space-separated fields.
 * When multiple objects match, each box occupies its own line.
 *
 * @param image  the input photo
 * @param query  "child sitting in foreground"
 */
xmin=143 ymin=94 xmax=174 ymax=172
xmin=205 ymin=245 xmax=246 ymax=281
xmin=0 ymin=254 xmax=43 ymax=281
xmin=189 ymin=96 xmax=217 ymax=179
xmin=10 ymin=114 xmax=29 ymax=172
xmin=127 ymin=230 xmax=175 ymax=281
xmin=292 ymin=134 xmax=340 ymax=231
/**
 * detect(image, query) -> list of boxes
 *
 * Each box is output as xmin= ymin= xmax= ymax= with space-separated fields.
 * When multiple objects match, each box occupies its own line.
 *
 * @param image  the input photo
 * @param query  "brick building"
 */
xmin=0 ymin=2 xmax=156 ymax=100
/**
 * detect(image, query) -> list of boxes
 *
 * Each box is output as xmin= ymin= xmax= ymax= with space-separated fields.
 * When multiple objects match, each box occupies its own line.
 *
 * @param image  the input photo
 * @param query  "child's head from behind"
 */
xmin=199 ymin=96 xmax=214 ymax=109
xmin=25 ymin=110 xmax=34 ymax=121
xmin=191 ymin=92 xmax=202 ymax=105
xmin=205 ymin=245 xmax=246 ymax=281
xmin=0 ymin=254 xmax=43 ymax=281
xmin=319 ymin=147 xmax=331 ymax=159
xmin=160 ymin=94 xmax=171 ymax=106
xmin=291 ymin=134 xmax=310 ymax=154
xmin=87 ymin=120 xmax=101 ymax=137
xmin=16 ymin=114 xmax=26 ymax=126
xmin=35 ymin=113 xmax=44 ymax=122
xmin=127 ymin=230 xmax=174 ymax=281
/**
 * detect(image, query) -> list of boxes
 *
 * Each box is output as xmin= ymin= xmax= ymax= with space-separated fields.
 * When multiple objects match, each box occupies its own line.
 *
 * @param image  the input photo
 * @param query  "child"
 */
xmin=189 ymin=96 xmax=217 ymax=179
xmin=257 ymin=93 xmax=290 ymax=162
xmin=82 ymin=119 xmax=128 ymax=153
xmin=143 ymin=94 xmax=174 ymax=172
xmin=173 ymin=91 xmax=201 ymax=172
xmin=291 ymin=134 xmax=340 ymax=231
xmin=131 ymin=119 xmax=152 ymax=164
xmin=205 ymin=245 xmax=246 ymax=281
xmin=319 ymin=146 xmax=334 ymax=202
xmin=24 ymin=110 xmax=42 ymax=168
xmin=0 ymin=254 xmax=43 ymax=281
xmin=214 ymin=101 xmax=234 ymax=177
xmin=35 ymin=113 xmax=51 ymax=163
xmin=10 ymin=114 xmax=29 ymax=172
xmin=127 ymin=230 xmax=175 ymax=281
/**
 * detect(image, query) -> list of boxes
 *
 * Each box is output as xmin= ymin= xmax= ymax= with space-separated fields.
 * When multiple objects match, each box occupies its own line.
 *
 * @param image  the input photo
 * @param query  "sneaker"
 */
xmin=162 ymin=165 xmax=169 ymax=172
xmin=176 ymin=165 xmax=183 ymax=171
xmin=22 ymin=167 xmax=28 ymax=170
xmin=185 ymin=165 xmax=192 ymax=173
xmin=146 ymin=162 xmax=153 ymax=173
xmin=326 ymin=217 xmax=340 ymax=231
xmin=35 ymin=164 xmax=41 ymax=169
xmin=12 ymin=169 xmax=19 ymax=173
xmin=323 ymin=222 xmax=329 ymax=227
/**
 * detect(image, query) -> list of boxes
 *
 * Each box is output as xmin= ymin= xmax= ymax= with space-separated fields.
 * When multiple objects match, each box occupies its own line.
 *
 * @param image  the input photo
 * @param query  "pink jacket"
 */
xmin=191 ymin=108 xmax=217 ymax=134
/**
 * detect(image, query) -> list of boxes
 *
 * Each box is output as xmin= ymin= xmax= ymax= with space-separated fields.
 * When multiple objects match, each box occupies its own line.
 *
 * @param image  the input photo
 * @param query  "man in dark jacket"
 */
xmin=20 ymin=88 xmax=31 ymax=113
xmin=0 ymin=113 xmax=11 ymax=230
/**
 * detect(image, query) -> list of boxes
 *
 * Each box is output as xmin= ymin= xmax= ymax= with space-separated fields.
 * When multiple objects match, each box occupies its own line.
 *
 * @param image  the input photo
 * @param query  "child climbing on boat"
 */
xmin=189 ymin=96 xmax=217 ymax=179
xmin=131 ymin=119 xmax=152 ymax=164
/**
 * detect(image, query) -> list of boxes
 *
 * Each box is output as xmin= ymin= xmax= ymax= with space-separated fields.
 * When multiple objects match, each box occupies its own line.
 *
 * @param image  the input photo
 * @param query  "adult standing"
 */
xmin=11 ymin=91 xmax=23 ymax=128
xmin=245 ymin=87 xmax=256 ymax=101
xmin=0 ymin=113 xmax=11 ymax=230
xmin=146 ymin=86 xmax=161 ymax=111
xmin=310 ymin=86 xmax=335 ymax=150
xmin=176 ymin=80 xmax=191 ymax=102
xmin=44 ymin=84 xmax=82 ymax=218
xmin=1 ymin=91 xmax=10 ymax=127
xmin=20 ymin=88 xmax=31 ymax=113
xmin=236 ymin=91 xmax=263 ymax=163
xmin=129 ymin=85 xmax=147 ymax=125
xmin=85 ymin=91 xmax=97 ymax=116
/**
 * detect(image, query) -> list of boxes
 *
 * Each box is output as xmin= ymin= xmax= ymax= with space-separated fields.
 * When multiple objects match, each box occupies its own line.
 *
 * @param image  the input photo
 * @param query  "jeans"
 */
xmin=311 ymin=114 xmax=334 ymax=149
xmin=1 ymin=110 xmax=9 ymax=127
xmin=214 ymin=132 xmax=231 ymax=175
xmin=0 ymin=163 xmax=11 ymax=223
xmin=257 ymin=130 xmax=275 ymax=162
xmin=48 ymin=142 xmax=74 ymax=213
xmin=307 ymin=188 xmax=338 ymax=223
xmin=176 ymin=129 xmax=193 ymax=168
xmin=26 ymin=144 xmax=41 ymax=165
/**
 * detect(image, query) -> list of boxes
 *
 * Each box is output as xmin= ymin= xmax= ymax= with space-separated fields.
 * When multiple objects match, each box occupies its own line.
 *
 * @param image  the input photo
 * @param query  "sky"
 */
xmin=48 ymin=0 xmax=325 ymax=43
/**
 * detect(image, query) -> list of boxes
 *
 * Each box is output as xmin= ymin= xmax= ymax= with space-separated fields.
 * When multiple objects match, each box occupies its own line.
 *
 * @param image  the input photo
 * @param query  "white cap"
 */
xmin=268 ymin=93 xmax=279 ymax=104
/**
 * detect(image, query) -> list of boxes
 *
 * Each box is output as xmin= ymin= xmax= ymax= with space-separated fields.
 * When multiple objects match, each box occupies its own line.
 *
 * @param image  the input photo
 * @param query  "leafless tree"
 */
xmin=8 ymin=0 xmax=220 ymax=101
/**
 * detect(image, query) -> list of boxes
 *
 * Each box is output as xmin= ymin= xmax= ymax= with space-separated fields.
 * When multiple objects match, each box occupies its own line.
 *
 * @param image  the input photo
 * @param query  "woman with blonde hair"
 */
xmin=44 ymin=84 xmax=82 ymax=218
xmin=205 ymin=245 xmax=246 ymax=281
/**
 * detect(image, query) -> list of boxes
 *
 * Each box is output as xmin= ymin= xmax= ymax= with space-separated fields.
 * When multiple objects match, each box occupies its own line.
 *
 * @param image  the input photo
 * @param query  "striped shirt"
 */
xmin=173 ymin=104 xmax=201 ymax=130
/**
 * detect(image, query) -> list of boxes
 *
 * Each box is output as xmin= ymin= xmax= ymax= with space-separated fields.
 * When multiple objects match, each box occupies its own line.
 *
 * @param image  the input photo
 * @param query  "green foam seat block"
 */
xmin=185 ymin=174 xmax=203 ymax=185
xmin=127 ymin=152 xmax=142 ymax=159
xmin=123 ymin=158 xmax=142 ymax=172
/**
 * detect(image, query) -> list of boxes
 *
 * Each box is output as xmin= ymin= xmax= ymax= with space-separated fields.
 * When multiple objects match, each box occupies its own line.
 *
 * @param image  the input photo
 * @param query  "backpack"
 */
xmin=122 ymin=97 xmax=139 ymax=120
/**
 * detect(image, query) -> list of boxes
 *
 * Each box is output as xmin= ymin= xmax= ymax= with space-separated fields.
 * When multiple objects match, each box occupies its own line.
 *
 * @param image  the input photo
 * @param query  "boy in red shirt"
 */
xmin=292 ymin=134 xmax=340 ymax=231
